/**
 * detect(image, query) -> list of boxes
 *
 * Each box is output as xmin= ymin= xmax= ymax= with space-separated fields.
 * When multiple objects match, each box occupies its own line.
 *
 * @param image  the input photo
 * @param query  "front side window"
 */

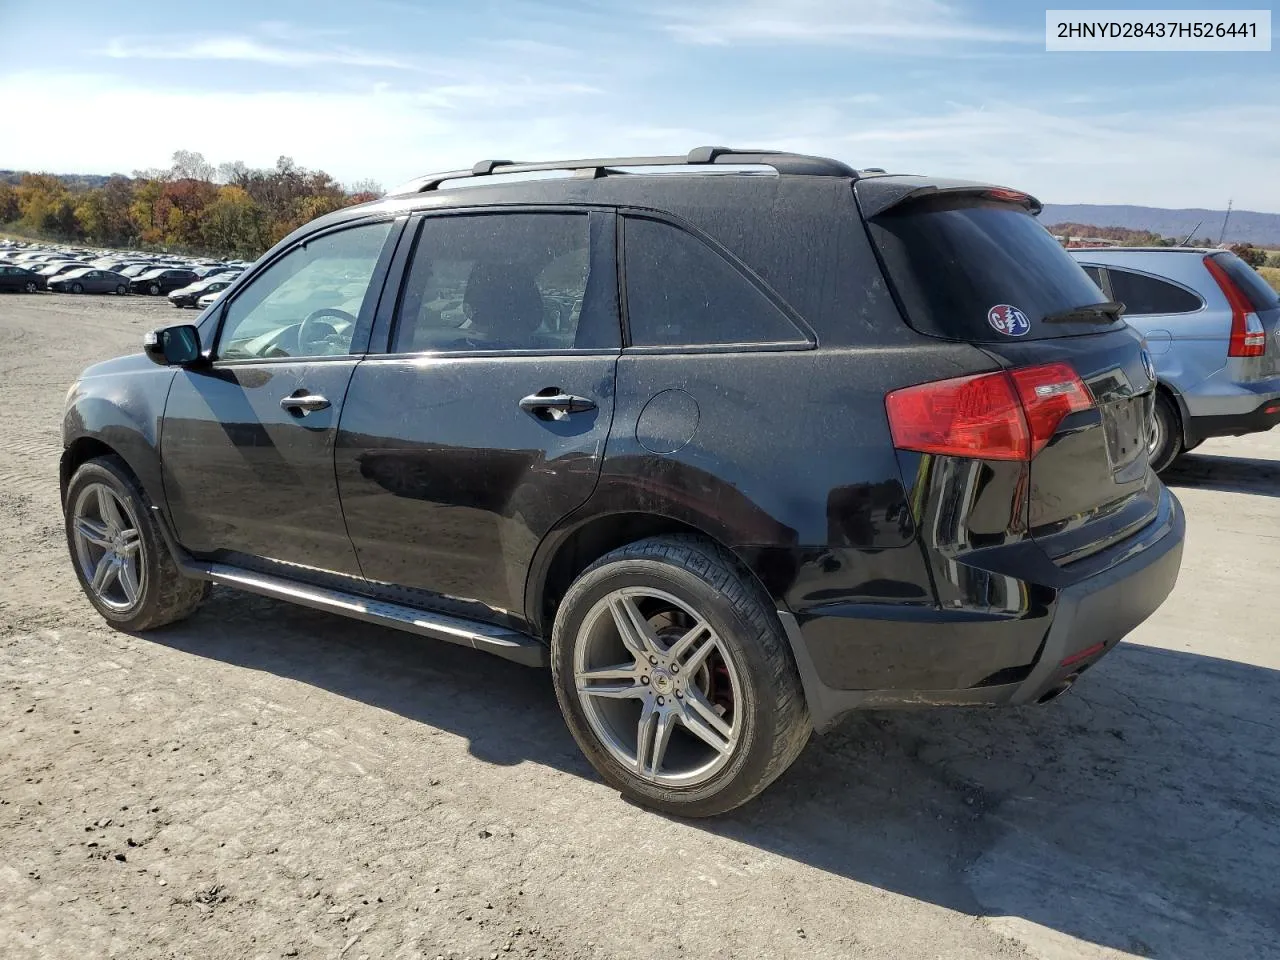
xmin=392 ymin=213 xmax=595 ymax=353
xmin=1106 ymin=268 xmax=1202 ymax=316
xmin=622 ymin=217 xmax=806 ymax=347
xmin=217 ymin=220 xmax=392 ymax=360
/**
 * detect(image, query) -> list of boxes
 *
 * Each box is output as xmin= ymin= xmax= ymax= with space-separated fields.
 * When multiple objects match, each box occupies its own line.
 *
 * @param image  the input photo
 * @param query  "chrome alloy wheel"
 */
xmin=71 ymin=483 xmax=144 ymax=611
xmin=1148 ymin=405 xmax=1163 ymax=456
xmin=573 ymin=587 xmax=742 ymax=787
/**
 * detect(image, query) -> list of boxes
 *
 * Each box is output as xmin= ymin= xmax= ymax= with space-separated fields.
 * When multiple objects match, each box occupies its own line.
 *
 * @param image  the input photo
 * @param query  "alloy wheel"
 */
xmin=573 ymin=587 xmax=742 ymax=787
xmin=71 ymin=483 xmax=145 ymax=612
xmin=24 ymin=281 xmax=36 ymax=293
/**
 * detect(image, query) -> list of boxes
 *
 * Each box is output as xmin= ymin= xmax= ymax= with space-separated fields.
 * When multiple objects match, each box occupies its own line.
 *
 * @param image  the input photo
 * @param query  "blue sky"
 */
xmin=0 ymin=0 xmax=1277 ymax=210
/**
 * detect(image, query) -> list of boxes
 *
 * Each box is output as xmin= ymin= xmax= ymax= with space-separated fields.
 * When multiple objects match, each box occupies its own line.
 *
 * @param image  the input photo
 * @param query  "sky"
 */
xmin=0 ymin=0 xmax=1277 ymax=210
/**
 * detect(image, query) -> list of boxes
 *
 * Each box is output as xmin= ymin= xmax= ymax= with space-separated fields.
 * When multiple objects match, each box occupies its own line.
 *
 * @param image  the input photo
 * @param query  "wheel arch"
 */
xmin=524 ymin=509 xmax=788 ymax=640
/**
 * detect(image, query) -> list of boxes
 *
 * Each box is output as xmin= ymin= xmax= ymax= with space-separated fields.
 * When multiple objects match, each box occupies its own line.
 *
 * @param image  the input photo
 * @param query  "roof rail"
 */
xmin=389 ymin=146 xmax=860 ymax=194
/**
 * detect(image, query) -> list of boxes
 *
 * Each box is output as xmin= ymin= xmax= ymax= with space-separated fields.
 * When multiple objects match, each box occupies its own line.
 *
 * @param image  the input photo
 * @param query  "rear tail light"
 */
xmin=1204 ymin=255 xmax=1267 ymax=358
xmin=886 ymin=362 xmax=1093 ymax=461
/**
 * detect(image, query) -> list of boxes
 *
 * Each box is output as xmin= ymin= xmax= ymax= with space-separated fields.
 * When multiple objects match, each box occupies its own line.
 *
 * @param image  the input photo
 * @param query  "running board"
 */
xmin=195 ymin=561 xmax=547 ymax=667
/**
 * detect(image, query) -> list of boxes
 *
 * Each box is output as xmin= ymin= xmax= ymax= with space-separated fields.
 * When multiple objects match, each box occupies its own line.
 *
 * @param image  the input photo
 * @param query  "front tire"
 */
xmin=65 ymin=456 xmax=209 ymax=631
xmin=1149 ymin=391 xmax=1182 ymax=473
xmin=71 ymin=282 xmax=83 ymax=294
xmin=115 ymin=284 xmax=127 ymax=295
xmin=24 ymin=281 xmax=37 ymax=293
xmin=551 ymin=535 xmax=811 ymax=817
xmin=148 ymin=283 xmax=161 ymax=296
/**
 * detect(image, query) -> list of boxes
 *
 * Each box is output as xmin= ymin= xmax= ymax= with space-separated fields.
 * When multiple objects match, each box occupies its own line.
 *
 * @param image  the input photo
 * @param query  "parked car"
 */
xmin=47 ymin=268 xmax=131 ymax=295
xmin=0 ymin=265 xmax=46 ymax=292
xmin=37 ymin=261 xmax=92 ymax=279
xmin=195 ymin=287 xmax=234 ymax=309
xmin=61 ymin=147 xmax=1184 ymax=816
xmin=129 ymin=268 xmax=199 ymax=296
xmin=169 ymin=277 xmax=235 ymax=308
xmin=118 ymin=263 xmax=158 ymax=278
xmin=1070 ymin=247 xmax=1280 ymax=470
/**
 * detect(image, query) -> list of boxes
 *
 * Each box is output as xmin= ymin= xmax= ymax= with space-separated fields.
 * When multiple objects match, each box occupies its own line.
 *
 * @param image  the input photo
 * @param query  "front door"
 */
xmin=336 ymin=209 xmax=619 ymax=619
xmin=162 ymin=218 xmax=400 ymax=574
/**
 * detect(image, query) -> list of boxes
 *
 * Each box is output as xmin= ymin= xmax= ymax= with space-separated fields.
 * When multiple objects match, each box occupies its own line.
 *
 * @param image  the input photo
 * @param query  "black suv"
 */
xmin=61 ymin=147 xmax=1184 ymax=816
xmin=129 ymin=268 xmax=199 ymax=296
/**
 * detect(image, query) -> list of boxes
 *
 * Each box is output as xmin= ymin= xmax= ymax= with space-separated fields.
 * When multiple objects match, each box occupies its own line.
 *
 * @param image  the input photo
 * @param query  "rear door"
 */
xmin=861 ymin=190 xmax=1159 ymax=563
xmin=336 ymin=209 xmax=619 ymax=620
xmin=162 ymin=218 xmax=400 ymax=574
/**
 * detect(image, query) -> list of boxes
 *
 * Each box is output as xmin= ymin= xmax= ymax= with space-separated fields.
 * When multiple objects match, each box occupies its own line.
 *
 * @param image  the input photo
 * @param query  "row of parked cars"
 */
xmin=0 ymin=240 xmax=250 ymax=309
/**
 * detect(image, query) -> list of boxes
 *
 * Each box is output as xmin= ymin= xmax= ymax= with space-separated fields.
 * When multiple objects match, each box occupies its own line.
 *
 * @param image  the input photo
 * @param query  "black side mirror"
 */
xmin=144 ymin=325 xmax=202 ymax=366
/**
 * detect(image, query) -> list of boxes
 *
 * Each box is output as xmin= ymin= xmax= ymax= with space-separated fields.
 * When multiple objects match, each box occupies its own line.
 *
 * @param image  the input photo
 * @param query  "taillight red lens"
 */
xmin=886 ymin=363 xmax=1093 ymax=462
xmin=1205 ymin=255 xmax=1267 ymax=358
xmin=1009 ymin=362 xmax=1094 ymax=457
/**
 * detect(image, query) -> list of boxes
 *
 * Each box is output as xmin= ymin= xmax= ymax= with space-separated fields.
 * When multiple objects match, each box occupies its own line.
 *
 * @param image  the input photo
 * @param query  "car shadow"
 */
xmin=1163 ymin=451 xmax=1280 ymax=497
xmin=148 ymin=590 xmax=1280 ymax=958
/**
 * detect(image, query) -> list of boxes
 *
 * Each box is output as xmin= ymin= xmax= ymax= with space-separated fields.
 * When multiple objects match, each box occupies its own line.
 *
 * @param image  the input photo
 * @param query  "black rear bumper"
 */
xmin=1187 ymin=398 xmax=1280 ymax=445
xmin=781 ymin=488 xmax=1185 ymax=732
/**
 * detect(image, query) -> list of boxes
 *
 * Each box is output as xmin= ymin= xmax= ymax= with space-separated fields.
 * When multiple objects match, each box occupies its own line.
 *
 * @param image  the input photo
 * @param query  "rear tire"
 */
xmin=1149 ymin=391 xmax=1182 ymax=474
xmin=551 ymin=535 xmax=811 ymax=817
xmin=65 ymin=456 xmax=210 ymax=631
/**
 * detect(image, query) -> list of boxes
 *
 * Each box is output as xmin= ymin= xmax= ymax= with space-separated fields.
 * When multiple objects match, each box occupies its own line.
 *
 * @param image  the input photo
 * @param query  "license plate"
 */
xmin=1101 ymin=396 xmax=1147 ymax=473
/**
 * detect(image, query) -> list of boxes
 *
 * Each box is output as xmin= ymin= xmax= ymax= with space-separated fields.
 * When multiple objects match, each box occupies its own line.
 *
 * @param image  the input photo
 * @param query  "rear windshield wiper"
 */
xmin=1041 ymin=301 xmax=1125 ymax=324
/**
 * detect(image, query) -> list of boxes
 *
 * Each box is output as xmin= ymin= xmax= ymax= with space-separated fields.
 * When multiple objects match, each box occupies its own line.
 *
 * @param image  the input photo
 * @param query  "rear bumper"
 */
xmin=781 ymin=489 xmax=1185 ymax=732
xmin=1186 ymin=396 xmax=1280 ymax=445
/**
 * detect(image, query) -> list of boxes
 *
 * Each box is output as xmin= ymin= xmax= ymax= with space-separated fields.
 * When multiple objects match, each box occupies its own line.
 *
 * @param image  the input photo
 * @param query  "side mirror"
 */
xmin=143 ymin=325 xmax=203 ymax=366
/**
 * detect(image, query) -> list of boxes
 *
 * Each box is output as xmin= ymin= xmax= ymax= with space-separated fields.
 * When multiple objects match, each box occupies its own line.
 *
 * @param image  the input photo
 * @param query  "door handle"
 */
xmin=280 ymin=393 xmax=331 ymax=414
xmin=519 ymin=391 xmax=597 ymax=421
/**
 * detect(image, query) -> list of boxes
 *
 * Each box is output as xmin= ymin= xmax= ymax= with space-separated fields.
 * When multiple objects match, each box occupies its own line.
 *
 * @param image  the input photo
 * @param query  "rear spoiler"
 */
xmin=854 ymin=176 xmax=1043 ymax=218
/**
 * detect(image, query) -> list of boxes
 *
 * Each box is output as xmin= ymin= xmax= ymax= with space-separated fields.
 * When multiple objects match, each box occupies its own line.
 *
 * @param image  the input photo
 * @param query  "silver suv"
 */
xmin=1070 ymin=247 xmax=1280 ymax=470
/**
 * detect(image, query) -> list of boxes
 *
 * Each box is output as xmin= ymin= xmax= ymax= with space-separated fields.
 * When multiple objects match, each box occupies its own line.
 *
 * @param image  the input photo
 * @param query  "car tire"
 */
xmin=115 ymin=284 xmax=126 ymax=295
xmin=551 ymin=534 xmax=811 ymax=817
xmin=71 ymin=282 xmax=83 ymax=294
xmin=148 ymin=283 xmax=161 ymax=296
xmin=65 ymin=456 xmax=210 ymax=632
xmin=1149 ymin=391 xmax=1183 ymax=473
xmin=24 ymin=281 xmax=37 ymax=293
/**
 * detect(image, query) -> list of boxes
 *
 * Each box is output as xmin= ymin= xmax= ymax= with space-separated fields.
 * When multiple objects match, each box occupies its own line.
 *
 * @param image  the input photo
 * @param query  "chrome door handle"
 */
xmin=280 ymin=393 xmax=331 ymax=414
xmin=518 ymin=391 xmax=596 ymax=421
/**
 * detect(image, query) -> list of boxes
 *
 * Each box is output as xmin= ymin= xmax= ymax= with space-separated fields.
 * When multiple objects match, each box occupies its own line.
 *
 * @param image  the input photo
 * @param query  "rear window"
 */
xmin=1209 ymin=252 xmax=1280 ymax=312
xmin=867 ymin=197 xmax=1120 ymax=341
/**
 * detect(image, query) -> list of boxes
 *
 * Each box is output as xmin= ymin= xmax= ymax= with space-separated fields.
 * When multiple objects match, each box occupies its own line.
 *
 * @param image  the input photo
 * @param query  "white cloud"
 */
xmin=3 ymin=68 xmax=1278 ymax=212
xmin=662 ymin=0 xmax=1038 ymax=47
xmin=103 ymin=35 xmax=419 ymax=70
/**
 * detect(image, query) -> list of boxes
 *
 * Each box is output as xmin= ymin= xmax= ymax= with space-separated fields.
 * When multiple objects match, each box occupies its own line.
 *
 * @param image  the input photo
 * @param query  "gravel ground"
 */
xmin=2 ymin=292 xmax=1279 ymax=960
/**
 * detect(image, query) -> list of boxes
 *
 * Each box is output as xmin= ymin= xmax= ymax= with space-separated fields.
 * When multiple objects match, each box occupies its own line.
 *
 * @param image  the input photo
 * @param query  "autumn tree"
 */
xmin=1229 ymin=243 xmax=1267 ymax=268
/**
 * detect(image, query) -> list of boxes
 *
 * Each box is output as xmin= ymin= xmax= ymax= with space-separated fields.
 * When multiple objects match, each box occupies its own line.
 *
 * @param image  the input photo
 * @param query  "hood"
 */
xmin=77 ymin=352 xmax=154 ymax=380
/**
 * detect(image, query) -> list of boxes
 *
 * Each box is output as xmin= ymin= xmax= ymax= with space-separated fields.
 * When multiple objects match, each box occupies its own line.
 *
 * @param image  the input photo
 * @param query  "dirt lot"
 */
xmin=2 ymin=293 xmax=1278 ymax=960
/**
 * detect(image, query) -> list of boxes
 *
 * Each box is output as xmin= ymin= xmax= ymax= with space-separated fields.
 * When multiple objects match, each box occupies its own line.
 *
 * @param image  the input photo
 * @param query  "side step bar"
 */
xmin=195 ymin=561 xmax=547 ymax=668
xmin=148 ymin=505 xmax=546 ymax=667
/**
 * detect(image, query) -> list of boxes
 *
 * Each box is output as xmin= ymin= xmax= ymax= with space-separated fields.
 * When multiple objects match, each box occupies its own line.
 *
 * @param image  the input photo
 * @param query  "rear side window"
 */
xmin=1208 ymin=252 xmax=1280 ymax=312
xmin=392 ymin=212 xmax=608 ymax=353
xmin=1106 ymin=268 xmax=1202 ymax=316
xmin=623 ymin=217 xmax=806 ymax=347
xmin=867 ymin=197 xmax=1119 ymax=341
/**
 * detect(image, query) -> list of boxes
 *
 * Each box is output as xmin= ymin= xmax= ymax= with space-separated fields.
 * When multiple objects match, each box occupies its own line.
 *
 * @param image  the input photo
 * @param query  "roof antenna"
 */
xmin=1217 ymin=198 xmax=1234 ymax=245
xmin=1178 ymin=218 xmax=1203 ymax=247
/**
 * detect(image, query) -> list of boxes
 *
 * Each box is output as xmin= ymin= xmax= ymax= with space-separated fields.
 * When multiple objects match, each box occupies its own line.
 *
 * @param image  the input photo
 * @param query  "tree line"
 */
xmin=1048 ymin=221 xmax=1278 ymax=268
xmin=0 ymin=150 xmax=381 ymax=260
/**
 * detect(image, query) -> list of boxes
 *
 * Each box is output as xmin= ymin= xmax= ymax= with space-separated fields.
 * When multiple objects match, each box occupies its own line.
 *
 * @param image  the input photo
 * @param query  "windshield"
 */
xmin=867 ymin=197 xmax=1122 ymax=341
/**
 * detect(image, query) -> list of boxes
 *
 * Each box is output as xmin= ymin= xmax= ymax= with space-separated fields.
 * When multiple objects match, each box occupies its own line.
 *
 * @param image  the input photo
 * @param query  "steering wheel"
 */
xmin=298 ymin=308 xmax=357 ymax=353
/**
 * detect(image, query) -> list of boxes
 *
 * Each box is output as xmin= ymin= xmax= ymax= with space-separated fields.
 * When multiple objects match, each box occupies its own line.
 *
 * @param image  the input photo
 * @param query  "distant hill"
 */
xmin=0 ymin=170 xmax=117 ymax=190
xmin=1041 ymin=204 xmax=1280 ymax=247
